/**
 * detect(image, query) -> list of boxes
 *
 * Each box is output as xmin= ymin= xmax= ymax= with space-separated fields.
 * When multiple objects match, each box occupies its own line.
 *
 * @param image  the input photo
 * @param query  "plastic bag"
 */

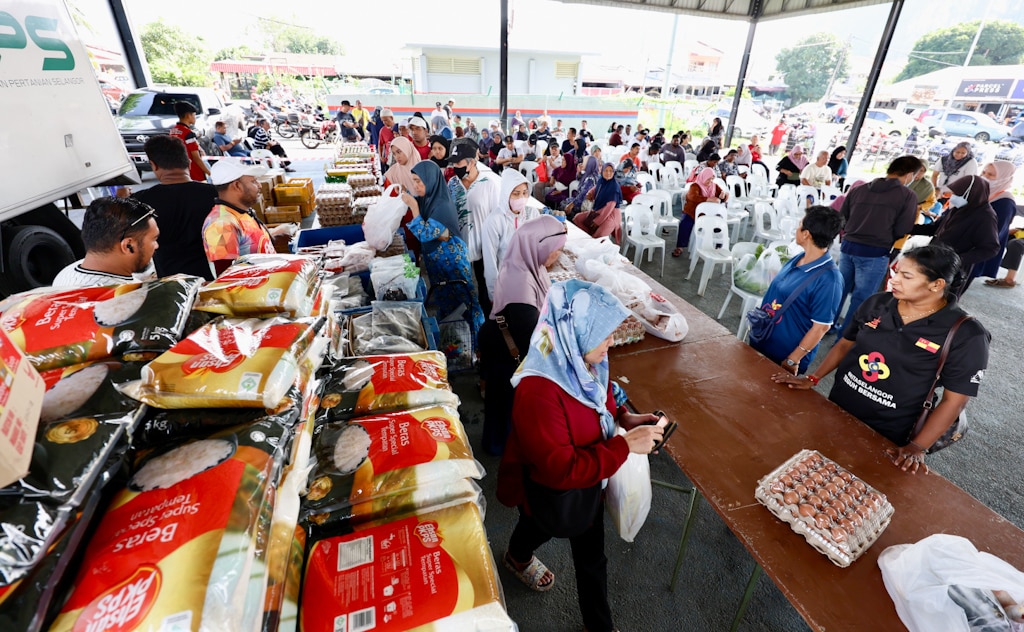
xmin=605 ymin=426 xmax=652 ymax=542
xmin=734 ymin=245 xmax=785 ymax=294
xmin=879 ymin=534 xmax=1024 ymax=632
xmin=363 ymin=184 xmax=407 ymax=251
xmin=370 ymin=254 xmax=419 ymax=300
xmin=636 ymin=292 xmax=689 ymax=342
xmin=567 ymin=237 xmax=623 ymax=271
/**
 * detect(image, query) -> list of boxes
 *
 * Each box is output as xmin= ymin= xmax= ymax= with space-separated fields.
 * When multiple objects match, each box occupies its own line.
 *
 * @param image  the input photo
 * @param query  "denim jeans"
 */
xmin=837 ymin=252 xmax=890 ymax=337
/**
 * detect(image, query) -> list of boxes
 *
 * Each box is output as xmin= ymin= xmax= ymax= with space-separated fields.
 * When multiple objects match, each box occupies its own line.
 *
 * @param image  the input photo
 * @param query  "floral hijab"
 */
xmin=941 ymin=142 xmax=974 ymax=177
xmin=511 ymin=280 xmax=631 ymax=439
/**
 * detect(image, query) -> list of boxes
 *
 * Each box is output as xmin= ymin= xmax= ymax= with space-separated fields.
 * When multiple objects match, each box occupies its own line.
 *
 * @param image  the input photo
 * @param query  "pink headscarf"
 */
xmin=384 ymin=136 xmax=421 ymax=191
xmin=490 ymin=215 xmax=567 ymax=318
xmin=985 ymin=160 xmax=1016 ymax=202
xmin=788 ymin=145 xmax=809 ymax=170
xmin=696 ymin=167 xmax=717 ymax=198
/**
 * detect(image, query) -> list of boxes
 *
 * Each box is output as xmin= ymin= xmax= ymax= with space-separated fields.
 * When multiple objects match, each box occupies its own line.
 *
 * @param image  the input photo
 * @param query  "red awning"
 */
xmin=210 ymin=61 xmax=338 ymax=76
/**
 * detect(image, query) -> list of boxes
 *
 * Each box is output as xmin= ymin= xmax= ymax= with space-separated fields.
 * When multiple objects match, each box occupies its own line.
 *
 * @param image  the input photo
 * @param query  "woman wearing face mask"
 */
xmin=428 ymin=135 xmax=454 ymax=180
xmin=974 ymin=161 xmax=1018 ymax=285
xmin=931 ymin=141 xmax=978 ymax=191
xmin=909 ymin=175 xmax=1000 ymax=296
xmin=573 ymin=163 xmax=623 ymax=242
xmin=479 ymin=215 xmax=567 ymax=456
xmin=482 ymin=168 xmax=542 ymax=301
xmin=401 ymin=161 xmax=484 ymax=341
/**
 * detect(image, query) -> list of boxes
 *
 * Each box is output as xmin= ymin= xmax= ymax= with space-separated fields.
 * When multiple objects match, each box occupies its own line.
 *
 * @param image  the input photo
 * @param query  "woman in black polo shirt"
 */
xmin=772 ymin=244 xmax=990 ymax=474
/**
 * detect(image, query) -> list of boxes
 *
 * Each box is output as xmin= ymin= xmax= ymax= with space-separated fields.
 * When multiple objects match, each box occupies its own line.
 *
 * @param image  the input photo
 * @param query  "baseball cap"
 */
xmin=210 ymin=158 xmax=267 ymax=186
xmin=407 ymin=116 xmax=428 ymax=129
xmin=380 ymin=108 xmax=394 ymax=118
xmin=448 ymin=139 xmax=478 ymax=165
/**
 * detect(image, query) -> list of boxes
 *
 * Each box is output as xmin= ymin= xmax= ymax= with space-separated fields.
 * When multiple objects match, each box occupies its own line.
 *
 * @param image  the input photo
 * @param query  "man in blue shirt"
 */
xmin=212 ymin=121 xmax=249 ymax=157
xmin=750 ymin=206 xmax=845 ymax=374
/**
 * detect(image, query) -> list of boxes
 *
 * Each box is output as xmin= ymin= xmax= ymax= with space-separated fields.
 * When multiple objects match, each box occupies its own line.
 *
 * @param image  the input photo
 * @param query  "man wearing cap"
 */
xmin=447 ymin=138 xmax=501 ymax=315
xmin=407 ymin=115 xmax=431 ymax=160
xmin=378 ymin=108 xmax=397 ymax=163
xmin=335 ymin=100 xmax=360 ymax=143
xmin=495 ymin=135 xmax=522 ymax=174
xmin=202 ymin=159 xmax=294 ymax=275
xmin=169 ymin=101 xmax=211 ymax=183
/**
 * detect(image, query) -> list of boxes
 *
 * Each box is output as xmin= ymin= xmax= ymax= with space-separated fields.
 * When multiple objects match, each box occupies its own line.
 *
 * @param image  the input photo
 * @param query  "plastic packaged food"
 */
xmin=0 ymin=276 xmax=202 ymax=371
xmin=195 ymin=254 xmax=320 ymax=318
xmin=49 ymin=415 xmax=294 ymax=632
xmin=301 ymin=500 xmax=515 ymax=632
xmin=125 ymin=317 xmax=322 ymax=409
xmin=318 ymin=352 xmax=457 ymax=421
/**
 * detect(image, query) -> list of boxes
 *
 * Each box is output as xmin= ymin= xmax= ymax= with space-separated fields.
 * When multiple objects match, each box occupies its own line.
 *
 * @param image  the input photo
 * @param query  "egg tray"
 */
xmin=317 ymin=207 xmax=365 ymax=227
xmin=610 ymin=315 xmax=646 ymax=347
xmin=754 ymin=449 xmax=894 ymax=568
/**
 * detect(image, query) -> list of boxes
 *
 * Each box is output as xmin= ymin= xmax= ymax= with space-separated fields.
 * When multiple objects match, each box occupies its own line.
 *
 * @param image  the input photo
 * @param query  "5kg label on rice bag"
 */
xmin=301 ymin=501 xmax=501 ymax=632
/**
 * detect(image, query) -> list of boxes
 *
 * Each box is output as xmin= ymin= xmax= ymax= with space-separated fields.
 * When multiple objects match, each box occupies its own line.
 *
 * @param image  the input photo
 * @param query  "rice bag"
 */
xmin=301 ymin=500 xmax=515 ymax=632
xmin=0 ymin=276 xmax=202 ymax=371
xmin=301 ymin=405 xmax=483 ymax=525
xmin=195 ymin=254 xmax=320 ymax=318
xmin=37 ymin=359 xmax=150 ymax=425
xmin=49 ymin=415 xmax=294 ymax=632
xmin=0 ymin=499 xmax=68 ymax=588
xmin=126 ymin=316 xmax=322 ymax=409
xmin=132 ymin=395 xmax=301 ymax=451
xmin=318 ymin=352 xmax=457 ymax=421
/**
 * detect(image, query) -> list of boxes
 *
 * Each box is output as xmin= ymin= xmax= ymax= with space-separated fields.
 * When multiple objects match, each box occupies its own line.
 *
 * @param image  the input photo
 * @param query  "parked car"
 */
xmin=862 ymin=108 xmax=921 ymax=137
xmin=707 ymin=101 xmax=771 ymax=140
xmin=116 ymin=86 xmax=226 ymax=171
xmin=920 ymin=110 xmax=1011 ymax=142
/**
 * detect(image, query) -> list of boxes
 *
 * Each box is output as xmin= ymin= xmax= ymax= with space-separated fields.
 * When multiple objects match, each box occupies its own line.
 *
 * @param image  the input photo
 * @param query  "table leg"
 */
xmin=665 ymin=487 xmax=701 ymax=592
xmin=729 ymin=562 xmax=763 ymax=632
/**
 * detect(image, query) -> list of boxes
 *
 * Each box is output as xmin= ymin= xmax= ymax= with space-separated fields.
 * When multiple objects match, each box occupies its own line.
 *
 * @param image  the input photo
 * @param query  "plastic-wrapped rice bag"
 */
xmin=0 ymin=276 xmax=202 ymax=371
xmin=301 ymin=500 xmax=516 ymax=632
xmin=195 ymin=254 xmax=320 ymax=318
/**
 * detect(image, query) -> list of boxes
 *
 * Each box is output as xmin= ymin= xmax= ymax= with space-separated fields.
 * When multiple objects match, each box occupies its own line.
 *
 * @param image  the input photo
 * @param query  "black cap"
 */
xmin=447 ymin=139 xmax=478 ymax=165
xmin=173 ymin=101 xmax=197 ymax=116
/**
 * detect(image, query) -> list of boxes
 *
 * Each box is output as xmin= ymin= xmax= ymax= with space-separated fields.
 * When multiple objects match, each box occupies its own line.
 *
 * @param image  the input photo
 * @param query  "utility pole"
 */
xmin=660 ymin=14 xmax=680 ymax=129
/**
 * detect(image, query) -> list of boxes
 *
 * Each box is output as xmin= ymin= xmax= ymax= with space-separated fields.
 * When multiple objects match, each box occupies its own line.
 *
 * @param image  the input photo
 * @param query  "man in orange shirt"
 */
xmin=168 ymin=101 xmax=211 ymax=183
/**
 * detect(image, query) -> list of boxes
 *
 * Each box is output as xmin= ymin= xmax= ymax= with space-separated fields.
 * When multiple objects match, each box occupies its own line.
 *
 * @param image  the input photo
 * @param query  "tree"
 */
xmin=256 ymin=17 xmax=344 ymax=56
xmin=214 ymin=45 xmax=256 ymax=62
xmin=141 ymin=20 xmax=212 ymax=86
xmin=774 ymin=33 xmax=849 ymax=107
xmin=895 ymin=20 xmax=1024 ymax=82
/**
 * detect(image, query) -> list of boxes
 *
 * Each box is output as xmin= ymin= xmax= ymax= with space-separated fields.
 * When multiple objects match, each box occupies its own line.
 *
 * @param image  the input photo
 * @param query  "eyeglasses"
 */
xmin=117 ymin=198 xmax=158 ymax=242
xmin=539 ymin=230 xmax=568 ymax=244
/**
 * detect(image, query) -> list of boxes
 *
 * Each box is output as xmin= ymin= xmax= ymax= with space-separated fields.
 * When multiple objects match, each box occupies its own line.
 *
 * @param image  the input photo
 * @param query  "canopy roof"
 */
xmin=557 ymin=0 xmax=892 ymax=21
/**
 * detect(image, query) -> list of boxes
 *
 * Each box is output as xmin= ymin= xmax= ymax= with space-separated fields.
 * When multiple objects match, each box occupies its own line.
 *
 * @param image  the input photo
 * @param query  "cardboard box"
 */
xmin=264 ymin=205 xmax=302 ymax=225
xmin=256 ymin=176 xmax=276 ymax=204
xmin=0 ymin=328 xmax=45 ymax=488
xmin=252 ymin=196 xmax=267 ymax=224
xmin=274 ymin=185 xmax=314 ymax=217
xmin=283 ymin=177 xmax=314 ymax=199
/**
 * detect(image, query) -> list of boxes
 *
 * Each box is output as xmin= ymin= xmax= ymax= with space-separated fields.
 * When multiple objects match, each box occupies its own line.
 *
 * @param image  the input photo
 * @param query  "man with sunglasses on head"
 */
xmin=202 ymin=158 xmax=295 ymax=275
xmin=52 ymin=197 xmax=159 ymax=287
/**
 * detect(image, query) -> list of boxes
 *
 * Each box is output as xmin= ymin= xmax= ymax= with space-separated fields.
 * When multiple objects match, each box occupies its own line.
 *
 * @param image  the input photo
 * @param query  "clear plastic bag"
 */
xmin=362 ymin=184 xmax=407 ymax=251
xmin=734 ymin=246 xmax=785 ymax=294
xmin=605 ymin=427 xmax=652 ymax=542
xmin=370 ymin=254 xmax=419 ymax=300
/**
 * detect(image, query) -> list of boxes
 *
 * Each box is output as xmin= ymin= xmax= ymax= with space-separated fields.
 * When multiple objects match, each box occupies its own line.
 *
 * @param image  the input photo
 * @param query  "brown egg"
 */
xmin=868 ymin=492 xmax=884 ymax=509
xmin=809 ymin=471 xmax=824 ymax=485
xmin=823 ymin=462 xmax=836 ymax=473
xmin=855 ymin=505 xmax=872 ymax=520
xmin=839 ymin=517 xmax=855 ymax=532
xmin=839 ymin=471 xmax=853 ymax=482
xmin=787 ymin=468 xmax=801 ymax=481
xmin=838 ymin=492 xmax=854 ymax=505
xmin=831 ymin=527 xmax=848 ymax=543
xmin=779 ymin=474 xmax=794 ymax=487
xmin=851 ymin=480 xmax=867 ymax=493
xmin=807 ymin=494 xmax=824 ymax=509
xmin=798 ymin=503 xmax=816 ymax=518
xmin=815 ymin=514 xmax=831 ymax=531
xmin=832 ymin=500 xmax=847 ymax=514
xmin=794 ymin=484 xmax=808 ymax=497
xmin=795 ymin=462 xmax=809 ymax=475
xmin=823 ymin=483 xmax=839 ymax=497
xmin=823 ymin=506 xmax=839 ymax=520
xmin=848 ymin=512 xmax=864 ymax=528
xmin=770 ymin=480 xmax=786 ymax=494
xmin=783 ymin=490 xmax=800 ymax=505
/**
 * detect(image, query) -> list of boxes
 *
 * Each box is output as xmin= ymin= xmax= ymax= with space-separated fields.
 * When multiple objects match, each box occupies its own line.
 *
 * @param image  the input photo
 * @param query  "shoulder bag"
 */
xmin=909 ymin=315 xmax=972 ymax=454
xmin=495 ymin=315 xmax=521 ymax=364
xmin=746 ymin=264 xmax=833 ymax=344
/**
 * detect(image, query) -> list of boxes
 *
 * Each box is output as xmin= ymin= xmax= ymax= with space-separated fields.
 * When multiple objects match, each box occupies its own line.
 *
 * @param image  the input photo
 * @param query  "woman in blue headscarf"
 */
xmin=496 ymin=280 xmax=665 ymax=631
xmin=402 ymin=161 xmax=484 ymax=342
xmin=563 ymin=155 xmax=601 ymax=216
xmin=572 ymin=163 xmax=623 ymax=242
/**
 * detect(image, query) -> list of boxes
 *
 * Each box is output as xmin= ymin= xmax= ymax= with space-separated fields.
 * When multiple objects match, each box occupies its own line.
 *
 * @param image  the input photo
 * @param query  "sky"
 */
xmin=74 ymin=0 xmax=1024 ymax=89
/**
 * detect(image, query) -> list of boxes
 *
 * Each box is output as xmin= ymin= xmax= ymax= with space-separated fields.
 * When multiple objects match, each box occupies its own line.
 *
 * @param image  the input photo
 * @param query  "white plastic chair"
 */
xmin=663 ymin=161 xmax=684 ymax=181
xmin=683 ymin=159 xmax=699 ymax=178
xmin=752 ymin=202 xmax=785 ymax=244
xmin=686 ymin=214 xmax=732 ymax=295
xmin=644 ymin=189 xmax=677 ymax=237
xmin=635 ymin=172 xmax=657 ymax=194
xmin=820 ymin=185 xmax=842 ymax=206
xmin=750 ymin=162 xmax=771 ymax=185
xmin=519 ymin=160 xmax=539 ymax=186
xmin=717 ymin=242 xmax=765 ymax=337
xmin=648 ymin=163 xmax=665 ymax=184
xmin=249 ymin=148 xmax=281 ymax=170
xmin=688 ymin=201 xmax=728 ymax=268
xmin=569 ymin=179 xmax=580 ymax=198
xmin=622 ymin=205 xmax=665 ymax=277
xmin=796 ymin=185 xmax=823 ymax=208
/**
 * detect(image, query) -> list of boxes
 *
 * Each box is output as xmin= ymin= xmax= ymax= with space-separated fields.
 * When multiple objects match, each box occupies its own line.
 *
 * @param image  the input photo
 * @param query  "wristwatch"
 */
xmin=784 ymin=358 xmax=798 ymax=368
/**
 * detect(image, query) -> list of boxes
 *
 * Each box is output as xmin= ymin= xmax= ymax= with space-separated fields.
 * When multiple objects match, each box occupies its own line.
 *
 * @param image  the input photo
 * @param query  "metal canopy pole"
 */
xmin=499 ymin=0 xmax=510 ymax=131
xmin=107 ymin=0 xmax=151 ymax=88
xmin=846 ymin=0 xmax=905 ymax=156
xmin=724 ymin=0 xmax=762 ymax=148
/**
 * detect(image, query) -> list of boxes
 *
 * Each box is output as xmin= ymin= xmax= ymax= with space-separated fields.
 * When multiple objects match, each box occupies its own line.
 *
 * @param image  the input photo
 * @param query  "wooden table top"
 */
xmin=610 ymin=335 xmax=1024 ymax=631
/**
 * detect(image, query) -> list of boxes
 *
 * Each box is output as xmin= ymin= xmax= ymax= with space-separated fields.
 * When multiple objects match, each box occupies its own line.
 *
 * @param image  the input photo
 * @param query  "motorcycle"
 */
xmin=300 ymin=116 xmax=338 ymax=149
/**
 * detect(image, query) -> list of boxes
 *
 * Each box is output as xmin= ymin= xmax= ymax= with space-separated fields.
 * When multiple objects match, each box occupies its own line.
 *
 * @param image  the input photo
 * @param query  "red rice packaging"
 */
xmin=49 ymin=411 xmax=296 ymax=632
xmin=195 ymin=254 xmax=320 ymax=318
xmin=300 ymin=500 xmax=515 ymax=632
xmin=0 ymin=276 xmax=201 ymax=372
xmin=125 ymin=316 xmax=322 ymax=409
xmin=318 ymin=351 xmax=458 ymax=421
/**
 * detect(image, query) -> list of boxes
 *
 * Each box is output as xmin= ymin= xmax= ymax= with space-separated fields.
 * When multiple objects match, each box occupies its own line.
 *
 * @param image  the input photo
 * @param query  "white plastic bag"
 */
xmin=605 ymin=427 xmax=652 ymax=543
xmin=636 ymin=293 xmax=688 ymax=342
xmin=363 ymin=183 xmax=407 ymax=251
xmin=734 ymin=246 xmax=785 ymax=294
xmin=879 ymin=534 xmax=1024 ymax=632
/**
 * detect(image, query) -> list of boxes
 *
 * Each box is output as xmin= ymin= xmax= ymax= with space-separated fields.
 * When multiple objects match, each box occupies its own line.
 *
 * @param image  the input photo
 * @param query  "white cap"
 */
xmin=407 ymin=116 xmax=428 ymax=129
xmin=380 ymin=108 xmax=394 ymax=118
xmin=210 ymin=158 xmax=267 ymax=186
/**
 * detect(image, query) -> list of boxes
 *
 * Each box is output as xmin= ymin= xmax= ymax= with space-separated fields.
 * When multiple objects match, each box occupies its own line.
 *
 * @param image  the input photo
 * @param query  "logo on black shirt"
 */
xmin=970 ymin=370 xmax=984 ymax=384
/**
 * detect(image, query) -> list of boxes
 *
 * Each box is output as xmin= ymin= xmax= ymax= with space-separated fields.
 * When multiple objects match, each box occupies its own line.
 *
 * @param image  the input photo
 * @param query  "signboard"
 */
xmin=955 ymin=79 xmax=1013 ymax=98
xmin=911 ymin=85 xmax=939 ymax=102
xmin=1011 ymin=80 xmax=1024 ymax=101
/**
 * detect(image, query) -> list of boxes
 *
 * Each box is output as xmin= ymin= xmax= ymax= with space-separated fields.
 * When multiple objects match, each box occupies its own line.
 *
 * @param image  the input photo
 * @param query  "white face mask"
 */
xmin=948 ymin=176 xmax=975 ymax=209
xmin=509 ymin=197 xmax=527 ymax=213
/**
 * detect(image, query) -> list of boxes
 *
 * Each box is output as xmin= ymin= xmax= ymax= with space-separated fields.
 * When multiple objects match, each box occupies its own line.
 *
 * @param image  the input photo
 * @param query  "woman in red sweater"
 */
xmin=496 ymin=280 xmax=664 ymax=632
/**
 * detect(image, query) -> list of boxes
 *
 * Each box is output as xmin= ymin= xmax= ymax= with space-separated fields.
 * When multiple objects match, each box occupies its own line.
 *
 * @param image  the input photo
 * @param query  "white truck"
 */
xmin=0 ymin=0 xmax=138 ymax=295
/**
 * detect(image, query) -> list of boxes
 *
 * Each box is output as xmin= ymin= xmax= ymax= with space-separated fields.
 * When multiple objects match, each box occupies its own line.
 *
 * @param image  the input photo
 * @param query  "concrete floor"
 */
xmin=450 ymin=218 xmax=1024 ymax=632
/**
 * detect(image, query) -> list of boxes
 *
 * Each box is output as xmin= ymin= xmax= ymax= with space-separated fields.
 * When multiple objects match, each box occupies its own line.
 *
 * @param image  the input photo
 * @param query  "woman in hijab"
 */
xmin=544 ymin=150 xmax=578 ymax=208
xmin=496 ymin=280 xmax=665 ymax=629
xmin=478 ymin=129 xmax=493 ymax=160
xmin=977 ymin=160 xmax=1018 ymax=284
xmin=384 ymin=137 xmax=425 ymax=259
xmin=479 ymin=215 xmax=567 ymax=455
xmin=401 ymin=161 xmax=484 ymax=341
xmin=735 ymin=143 xmax=753 ymax=168
xmin=673 ymin=167 xmax=726 ymax=257
xmin=564 ymin=155 xmax=601 ymax=216
xmin=482 ymin=169 xmax=543 ymax=301
xmin=615 ymin=158 xmax=641 ymax=203
xmin=573 ymin=163 xmax=623 ymax=242
xmin=431 ymin=114 xmax=454 ymax=140
xmin=428 ymin=134 xmax=451 ymax=168
xmin=828 ymin=146 xmax=849 ymax=189
xmin=776 ymin=144 xmax=808 ymax=188
xmin=910 ymin=174 xmax=1000 ymax=296
xmin=932 ymin=141 xmax=979 ymax=191
xmin=830 ymin=179 xmax=865 ymax=212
